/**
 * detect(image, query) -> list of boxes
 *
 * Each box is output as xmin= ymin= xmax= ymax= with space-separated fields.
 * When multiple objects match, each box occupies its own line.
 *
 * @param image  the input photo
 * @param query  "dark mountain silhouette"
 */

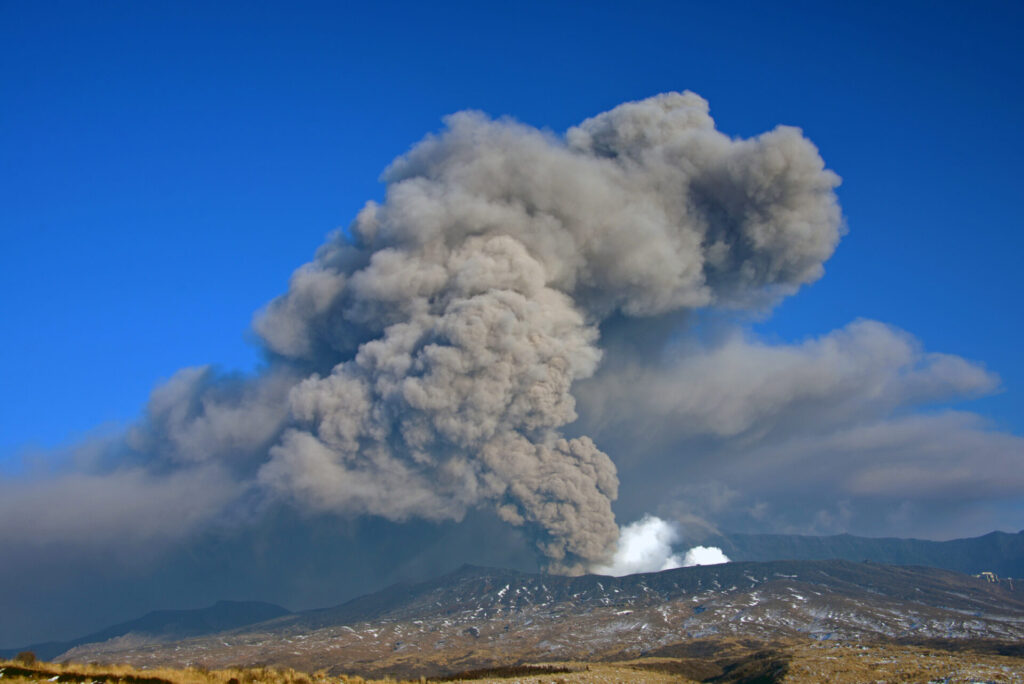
xmin=1 ymin=600 xmax=290 ymax=661
xmin=708 ymin=529 xmax=1024 ymax=577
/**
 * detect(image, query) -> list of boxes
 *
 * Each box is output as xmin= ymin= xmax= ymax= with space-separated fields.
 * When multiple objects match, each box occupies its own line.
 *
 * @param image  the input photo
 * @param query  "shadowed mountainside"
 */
xmin=0 ymin=601 xmax=290 ymax=662
xmin=9 ymin=528 xmax=1024 ymax=665
xmin=60 ymin=560 xmax=1024 ymax=679
xmin=708 ymin=529 xmax=1024 ymax=578
xmin=278 ymin=558 xmax=1024 ymax=631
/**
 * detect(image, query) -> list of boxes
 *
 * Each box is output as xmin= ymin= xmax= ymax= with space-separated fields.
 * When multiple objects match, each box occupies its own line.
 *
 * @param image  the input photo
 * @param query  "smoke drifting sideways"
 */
xmin=5 ymin=92 xmax=843 ymax=576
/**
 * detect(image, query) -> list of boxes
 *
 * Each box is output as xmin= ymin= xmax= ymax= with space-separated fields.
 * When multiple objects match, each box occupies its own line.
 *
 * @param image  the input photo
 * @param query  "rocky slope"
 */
xmin=61 ymin=560 xmax=1024 ymax=679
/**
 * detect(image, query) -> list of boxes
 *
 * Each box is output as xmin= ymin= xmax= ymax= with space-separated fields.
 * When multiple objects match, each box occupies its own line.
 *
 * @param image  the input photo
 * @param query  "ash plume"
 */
xmin=0 ymin=92 xmax=843 ymax=581
xmin=249 ymin=91 xmax=842 ymax=572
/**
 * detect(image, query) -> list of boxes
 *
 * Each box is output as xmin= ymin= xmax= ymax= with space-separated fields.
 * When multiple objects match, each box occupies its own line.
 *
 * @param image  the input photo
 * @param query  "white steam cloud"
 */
xmin=591 ymin=515 xmax=684 ymax=576
xmin=683 ymin=545 xmax=731 ymax=567
xmin=590 ymin=515 xmax=730 ymax=576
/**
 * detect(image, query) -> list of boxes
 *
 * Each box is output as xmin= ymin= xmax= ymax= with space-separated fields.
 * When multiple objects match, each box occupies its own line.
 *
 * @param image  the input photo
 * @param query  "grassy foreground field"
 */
xmin=4 ymin=639 xmax=1024 ymax=683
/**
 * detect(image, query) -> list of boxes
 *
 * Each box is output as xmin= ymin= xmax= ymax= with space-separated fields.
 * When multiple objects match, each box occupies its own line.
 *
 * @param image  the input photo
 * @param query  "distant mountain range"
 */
xmin=709 ymin=529 xmax=1024 ymax=578
xmin=0 ymin=600 xmax=289 ymax=662
xmin=6 ymin=528 xmax=1023 ymax=673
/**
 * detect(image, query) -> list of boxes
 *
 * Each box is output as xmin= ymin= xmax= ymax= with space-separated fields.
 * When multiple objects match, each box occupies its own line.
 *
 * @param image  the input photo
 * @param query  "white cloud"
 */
xmin=576 ymin=319 xmax=1024 ymax=539
xmin=590 ymin=515 xmax=684 ymax=576
xmin=682 ymin=545 xmax=730 ymax=567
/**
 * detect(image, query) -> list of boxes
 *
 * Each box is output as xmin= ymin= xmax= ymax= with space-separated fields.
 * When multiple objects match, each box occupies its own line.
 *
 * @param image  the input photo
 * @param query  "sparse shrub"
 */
xmin=14 ymin=651 xmax=37 ymax=665
xmin=431 ymin=665 xmax=572 ymax=681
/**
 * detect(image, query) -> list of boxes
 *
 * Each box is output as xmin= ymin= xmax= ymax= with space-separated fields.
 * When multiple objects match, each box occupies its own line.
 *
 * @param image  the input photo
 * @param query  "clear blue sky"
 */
xmin=2 ymin=0 xmax=1022 ymax=461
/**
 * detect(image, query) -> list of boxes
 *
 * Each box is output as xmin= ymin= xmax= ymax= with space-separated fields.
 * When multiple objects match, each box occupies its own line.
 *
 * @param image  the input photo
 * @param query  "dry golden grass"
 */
xmin=5 ymin=640 xmax=1024 ymax=683
xmin=785 ymin=641 xmax=1024 ymax=683
xmin=0 ymin=659 xmax=420 ymax=684
xmin=0 ymin=658 xmax=691 ymax=684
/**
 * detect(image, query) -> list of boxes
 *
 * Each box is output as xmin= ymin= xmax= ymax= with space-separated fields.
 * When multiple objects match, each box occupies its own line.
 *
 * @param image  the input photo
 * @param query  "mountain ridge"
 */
xmin=59 ymin=559 xmax=1024 ymax=679
xmin=0 ymin=600 xmax=290 ymax=662
xmin=10 ymin=527 xmax=1024 ymax=667
xmin=709 ymin=529 xmax=1024 ymax=578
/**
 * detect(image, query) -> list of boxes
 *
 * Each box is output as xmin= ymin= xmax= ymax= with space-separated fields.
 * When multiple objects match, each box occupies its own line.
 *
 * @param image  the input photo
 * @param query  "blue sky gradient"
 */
xmin=2 ymin=0 xmax=1022 ymax=457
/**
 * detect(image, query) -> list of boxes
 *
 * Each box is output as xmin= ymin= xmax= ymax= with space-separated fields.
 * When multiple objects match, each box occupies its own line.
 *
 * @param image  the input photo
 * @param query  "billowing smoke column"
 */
xmin=229 ymin=92 xmax=842 ymax=573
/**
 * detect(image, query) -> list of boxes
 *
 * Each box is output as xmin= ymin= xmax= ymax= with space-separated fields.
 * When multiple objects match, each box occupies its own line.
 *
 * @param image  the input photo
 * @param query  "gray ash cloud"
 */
xmin=248 ymin=91 xmax=841 ymax=572
xmin=0 ymin=92 xmax=842 ymax=579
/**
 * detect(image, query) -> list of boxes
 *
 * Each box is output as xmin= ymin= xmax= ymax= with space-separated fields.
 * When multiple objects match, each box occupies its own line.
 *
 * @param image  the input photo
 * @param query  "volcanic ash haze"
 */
xmin=115 ymin=92 xmax=844 ymax=575
xmin=243 ymin=91 xmax=843 ymax=573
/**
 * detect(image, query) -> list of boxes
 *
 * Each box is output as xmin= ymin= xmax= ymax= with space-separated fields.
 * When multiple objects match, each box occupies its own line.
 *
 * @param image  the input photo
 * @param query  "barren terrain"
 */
xmin=52 ymin=561 xmax=1024 ymax=681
